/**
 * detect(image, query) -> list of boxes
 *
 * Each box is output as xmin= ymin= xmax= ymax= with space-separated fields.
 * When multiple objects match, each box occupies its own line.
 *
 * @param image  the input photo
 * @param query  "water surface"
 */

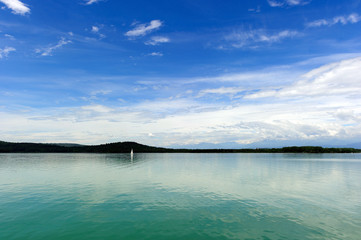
xmin=1 ymin=153 xmax=361 ymax=239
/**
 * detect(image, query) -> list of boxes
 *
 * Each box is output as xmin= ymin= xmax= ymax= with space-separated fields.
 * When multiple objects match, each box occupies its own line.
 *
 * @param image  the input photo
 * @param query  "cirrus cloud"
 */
xmin=35 ymin=38 xmax=72 ymax=57
xmin=0 ymin=46 xmax=16 ymax=58
xmin=267 ymin=0 xmax=310 ymax=7
xmin=224 ymin=29 xmax=299 ymax=49
xmin=307 ymin=13 xmax=361 ymax=27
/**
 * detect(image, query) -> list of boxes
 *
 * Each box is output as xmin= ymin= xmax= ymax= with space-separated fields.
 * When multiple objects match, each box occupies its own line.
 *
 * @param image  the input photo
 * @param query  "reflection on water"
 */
xmin=1 ymin=153 xmax=361 ymax=240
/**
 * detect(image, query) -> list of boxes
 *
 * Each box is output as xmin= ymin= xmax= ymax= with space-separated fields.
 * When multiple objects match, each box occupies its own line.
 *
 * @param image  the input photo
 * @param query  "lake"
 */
xmin=1 ymin=153 xmax=361 ymax=240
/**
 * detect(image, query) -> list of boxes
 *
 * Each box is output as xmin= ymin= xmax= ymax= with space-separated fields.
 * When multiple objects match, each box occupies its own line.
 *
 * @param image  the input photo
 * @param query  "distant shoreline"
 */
xmin=1 ymin=141 xmax=360 ymax=153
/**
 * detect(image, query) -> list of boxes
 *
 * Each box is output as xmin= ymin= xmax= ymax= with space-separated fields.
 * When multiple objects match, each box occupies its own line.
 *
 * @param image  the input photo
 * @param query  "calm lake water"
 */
xmin=1 ymin=153 xmax=361 ymax=240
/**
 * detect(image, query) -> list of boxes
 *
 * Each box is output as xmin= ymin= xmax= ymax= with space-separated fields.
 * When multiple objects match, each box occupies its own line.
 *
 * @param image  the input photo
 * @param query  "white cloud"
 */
xmin=307 ymin=13 xmax=361 ymax=27
xmin=35 ymin=38 xmax=71 ymax=56
xmin=0 ymin=46 xmax=15 ymax=58
xmin=149 ymin=52 xmax=163 ymax=56
xmin=197 ymin=87 xmax=244 ymax=98
xmin=267 ymin=0 xmax=283 ymax=7
xmin=84 ymin=0 xmax=102 ymax=5
xmin=81 ymin=104 xmax=113 ymax=113
xmin=0 ymin=0 xmax=30 ymax=15
xmin=248 ymin=6 xmax=261 ymax=13
xmin=258 ymin=30 xmax=298 ymax=42
xmin=137 ymin=68 xmax=301 ymax=88
xmin=125 ymin=20 xmax=163 ymax=37
xmin=224 ymin=29 xmax=298 ymax=48
xmin=286 ymin=0 xmax=309 ymax=5
xmin=81 ymin=89 xmax=112 ymax=102
xmin=1 ymin=56 xmax=361 ymax=146
xmin=90 ymin=25 xmax=105 ymax=38
xmin=348 ymin=13 xmax=361 ymax=23
xmin=91 ymin=89 xmax=112 ymax=96
xmin=91 ymin=26 xmax=99 ymax=33
xmin=4 ymin=33 xmax=15 ymax=40
xmin=307 ymin=19 xmax=328 ymax=28
xmin=245 ymin=57 xmax=361 ymax=99
xmin=268 ymin=0 xmax=310 ymax=7
xmin=145 ymin=36 xmax=170 ymax=45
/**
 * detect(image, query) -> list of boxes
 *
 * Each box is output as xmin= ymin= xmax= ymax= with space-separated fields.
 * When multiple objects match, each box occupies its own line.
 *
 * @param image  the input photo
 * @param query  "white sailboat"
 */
xmin=130 ymin=148 xmax=133 ymax=159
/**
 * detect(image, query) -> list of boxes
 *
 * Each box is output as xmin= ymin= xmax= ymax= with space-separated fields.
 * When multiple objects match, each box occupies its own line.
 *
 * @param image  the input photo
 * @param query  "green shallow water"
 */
xmin=1 ymin=153 xmax=361 ymax=240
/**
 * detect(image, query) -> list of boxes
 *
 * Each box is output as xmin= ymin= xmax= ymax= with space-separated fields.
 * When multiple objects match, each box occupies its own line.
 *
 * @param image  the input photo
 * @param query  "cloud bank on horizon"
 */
xmin=1 ymin=0 xmax=361 ymax=147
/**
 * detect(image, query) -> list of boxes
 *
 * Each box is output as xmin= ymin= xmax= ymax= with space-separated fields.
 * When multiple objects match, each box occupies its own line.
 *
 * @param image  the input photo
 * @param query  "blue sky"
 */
xmin=1 ymin=0 xmax=361 ymax=147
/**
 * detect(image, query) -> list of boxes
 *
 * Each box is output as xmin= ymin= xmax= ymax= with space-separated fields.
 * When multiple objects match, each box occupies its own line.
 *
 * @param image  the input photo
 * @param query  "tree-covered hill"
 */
xmin=0 ymin=141 xmax=70 ymax=153
xmin=0 ymin=141 xmax=360 ymax=153
xmin=79 ymin=142 xmax=169 ymax=153
xmin=0 ymin=141 xmax=168 ymax=153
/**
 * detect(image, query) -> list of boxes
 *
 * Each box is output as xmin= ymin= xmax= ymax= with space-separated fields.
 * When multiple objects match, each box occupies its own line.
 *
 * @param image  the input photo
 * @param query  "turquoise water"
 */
xmin=1 ymin=153 xmax=361 ymax=240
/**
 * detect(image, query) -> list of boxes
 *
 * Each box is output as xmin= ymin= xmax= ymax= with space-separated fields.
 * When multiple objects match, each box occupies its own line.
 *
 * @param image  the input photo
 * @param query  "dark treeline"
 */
xmin=0 ymin=141 xmax=360 ymax=153
xmin=0 ymin=141 xmax=166 ymax=153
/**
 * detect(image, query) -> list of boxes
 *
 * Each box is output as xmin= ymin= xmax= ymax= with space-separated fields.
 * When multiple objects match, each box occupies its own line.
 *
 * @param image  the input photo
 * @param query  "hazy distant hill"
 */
xmin=171 ymin=139 xmax=361 ymax=149
xmin=344 ymin=142 xmax=361 ymax=149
